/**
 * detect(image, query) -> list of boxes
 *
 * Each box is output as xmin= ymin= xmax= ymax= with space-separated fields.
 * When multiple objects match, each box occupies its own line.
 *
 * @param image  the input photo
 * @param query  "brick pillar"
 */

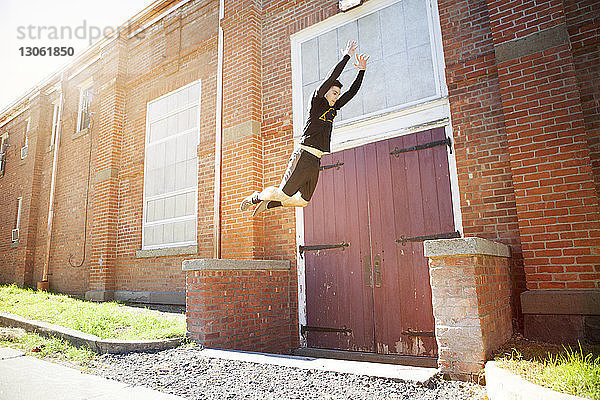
xmin=183 ymin=259 xmax=293 ymax=353
xmin=484 ymin=0 xmax=600 ymax=342
xmin=219 ymin=0 xmax=264 ymax=259
xmin=14 ymin=93 xmax=52 ymax=287
xmin=86 ymin=37 xmax=127 ymax=301
xmin=425 ymin=237 xmax=513 ymax=380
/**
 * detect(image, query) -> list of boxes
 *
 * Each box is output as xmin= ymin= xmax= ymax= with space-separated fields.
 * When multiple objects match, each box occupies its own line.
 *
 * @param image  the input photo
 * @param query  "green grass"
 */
xmin=0 ymin=284 xmax=186 ymax=340
xmin=1 ymin=328 xmax=96 ymax=367
xmin=494 ymin=338 xmax=600 ymax=400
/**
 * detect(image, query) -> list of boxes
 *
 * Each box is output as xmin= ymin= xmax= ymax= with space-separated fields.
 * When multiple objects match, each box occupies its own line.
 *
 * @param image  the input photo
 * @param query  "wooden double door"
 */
xmin=302 ymin=128 xmax=456 ymax=358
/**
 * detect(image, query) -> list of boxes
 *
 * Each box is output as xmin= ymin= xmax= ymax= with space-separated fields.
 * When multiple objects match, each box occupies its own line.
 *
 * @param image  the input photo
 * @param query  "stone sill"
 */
xmin=136 ymin=245 xmax=198 ymax=258
xmin=183 ymin=258 xmax=291 ymax=271
xmin=72 ymin=127 xmax=89 ymax=140
xmin=424 ymin=237 xmax=510 ymax=258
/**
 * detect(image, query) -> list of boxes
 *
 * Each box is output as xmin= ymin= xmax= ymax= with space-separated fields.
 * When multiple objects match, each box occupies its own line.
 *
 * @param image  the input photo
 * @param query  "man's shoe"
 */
xmin=240 ymin=191 xmax=260 ymax=211
xmin=252 ymin=200 xmax=269 ymax=216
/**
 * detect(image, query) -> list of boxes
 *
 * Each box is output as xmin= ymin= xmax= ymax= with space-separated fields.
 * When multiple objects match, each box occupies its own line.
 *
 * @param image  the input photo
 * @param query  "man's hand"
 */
xmin=342 ymin=40 xmax=358 ymax=58
xmin=354 ymin=53 xmax=369 ymax=70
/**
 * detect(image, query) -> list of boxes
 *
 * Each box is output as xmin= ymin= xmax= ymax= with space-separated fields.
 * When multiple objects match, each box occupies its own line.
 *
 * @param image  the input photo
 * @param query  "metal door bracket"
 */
xmin=396 ymin=231 xmax=461 ymax=246
xmin=299 ymin=242 xmax=349 ymax=257
xmin=390 ymin=137 xmax=453 ymax=156
xmin=301 ymin=325 xmax=352 ymax=336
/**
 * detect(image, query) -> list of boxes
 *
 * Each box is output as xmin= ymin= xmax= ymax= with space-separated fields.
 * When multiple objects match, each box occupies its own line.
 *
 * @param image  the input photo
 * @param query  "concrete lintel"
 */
xmin=494 ymin=23 xmax=569 ymax=63
xmin=521 ymin=289 xmax=600 ymax=315
xmin=223 ymin=119 xmax=261 ymax=145
xmin=95 ymin=167 xmax=120 ymax=183
xmin=114 ymin=290 xmax=185 ymax=305
xmin=424 ymin=237 xmax=511 ymax=258
xmin=136 ymin=245 xmax=198 ymax=258
xmin=182 ymin=258 xmax=291 ymax=271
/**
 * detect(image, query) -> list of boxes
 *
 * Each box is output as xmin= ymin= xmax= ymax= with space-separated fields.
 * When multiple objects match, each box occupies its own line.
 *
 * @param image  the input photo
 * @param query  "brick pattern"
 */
xmin=437 ymin=0 xmax=525 ymax=326
xmin=485 ymin=0 xmax=600 ymax=290
xmin=429 ymin=253 xmax=512 ymax=378
xmin=186 ymin=268 xmax=293 ymax=353
xmin=564 ymin=0 xmax=600 ymax=197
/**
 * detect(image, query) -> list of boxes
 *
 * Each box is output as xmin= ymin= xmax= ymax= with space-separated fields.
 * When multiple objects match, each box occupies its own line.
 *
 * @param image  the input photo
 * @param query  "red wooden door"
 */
xmin=303 ymin=128 xmax=455 ymax=357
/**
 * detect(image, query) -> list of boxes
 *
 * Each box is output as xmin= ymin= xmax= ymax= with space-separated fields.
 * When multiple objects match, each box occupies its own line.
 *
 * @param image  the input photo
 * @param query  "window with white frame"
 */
xmin=76 ymin=84 xmax=93 ymax=132
xmin=13 ymin=197 xmax=22 ymax=242
xmin=0 ymin=134 xmax=7 ymax=177
xmin=50 ymin=100 xmax=61 ymax=147
xmin=142 ymin=81 xmax=201 ymax=249
xmin=296 ymin=0 xmax=444 ymax=127
xmin=21 ymin=118 xmax=29 ymax=160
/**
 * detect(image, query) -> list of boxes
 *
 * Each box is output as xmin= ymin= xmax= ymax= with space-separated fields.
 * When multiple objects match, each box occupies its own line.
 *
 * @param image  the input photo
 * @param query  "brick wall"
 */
xmin=185 ymin=262 xmax=293 ymax=353
xmin=485 ymin=0 xmax=600 ymax=290
xmin=426 ymin=238 xmax=512 ymax=379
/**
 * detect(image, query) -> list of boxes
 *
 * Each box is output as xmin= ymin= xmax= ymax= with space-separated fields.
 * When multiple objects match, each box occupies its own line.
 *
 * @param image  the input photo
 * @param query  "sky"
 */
xmin=0 ymin=0 xmax=157 ymax=111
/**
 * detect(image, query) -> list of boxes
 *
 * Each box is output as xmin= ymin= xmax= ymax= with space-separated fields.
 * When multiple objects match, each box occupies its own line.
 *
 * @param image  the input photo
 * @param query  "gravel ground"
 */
xmin=89 ymin=344 xmax=487 ymax=400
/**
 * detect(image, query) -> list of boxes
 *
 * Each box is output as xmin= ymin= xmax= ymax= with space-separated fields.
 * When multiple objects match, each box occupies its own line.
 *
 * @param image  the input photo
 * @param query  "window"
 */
xmin=142 ymin=81 xmax=201 ymax=249
xmin=21 ymin=118 xmax=29 ymax=159
xmin=12 ymin=197 xmax=22 ymax=242
xmin=0 ymin=135 xmax=7 ymax=177
xmin=291 ymin=0 xmax=448 ymax=151
xmin=76 ymin=85 xmax=93 ymax=132
xmin=50 ymin=101 xmax=61 ymax=147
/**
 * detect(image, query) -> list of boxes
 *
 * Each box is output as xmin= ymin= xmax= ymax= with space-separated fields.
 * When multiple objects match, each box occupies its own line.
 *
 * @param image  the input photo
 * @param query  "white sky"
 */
xmin=0 ymin=0 xmax=157 ymax=111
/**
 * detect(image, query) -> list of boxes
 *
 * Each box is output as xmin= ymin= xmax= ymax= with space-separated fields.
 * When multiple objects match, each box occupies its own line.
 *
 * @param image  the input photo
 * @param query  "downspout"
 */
xmin=39 ymin=76 xmax=65 ymax=291
xmin=213 ymin=0 xmax=224 ymax=259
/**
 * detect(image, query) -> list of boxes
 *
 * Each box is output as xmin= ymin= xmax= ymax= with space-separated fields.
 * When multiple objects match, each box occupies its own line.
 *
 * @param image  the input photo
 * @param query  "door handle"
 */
xmin=374 ymin=254 xmax=382 ymax=288
xmin=364 ymin=255 xmax=372 ymax=287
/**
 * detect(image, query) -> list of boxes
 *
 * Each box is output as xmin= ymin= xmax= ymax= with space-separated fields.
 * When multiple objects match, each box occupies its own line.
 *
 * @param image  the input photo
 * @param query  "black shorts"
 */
xmin=280 ymin=148 xmax=321 ymax=201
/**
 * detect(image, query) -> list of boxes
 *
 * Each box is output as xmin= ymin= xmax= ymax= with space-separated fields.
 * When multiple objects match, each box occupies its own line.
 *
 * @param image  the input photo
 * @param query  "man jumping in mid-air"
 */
xmin=240 ymin=40 xmax=369 ymax=215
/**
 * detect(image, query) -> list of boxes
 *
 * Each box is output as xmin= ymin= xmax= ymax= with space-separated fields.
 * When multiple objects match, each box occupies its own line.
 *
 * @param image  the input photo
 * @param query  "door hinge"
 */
xmin=402 ymin=328 xmax=435 ymax=337
xmin=396 ymin=231 xmax=461 ymax=246
xmin=319 ymin=161 xmax=344 ymax=171
xmin=301 ymin=325 xmax=352 ymax=336
xmin=299 ymin=242 xmax=349 ymax=257
xmin=390 ymin=137 xmax=453 ymax=156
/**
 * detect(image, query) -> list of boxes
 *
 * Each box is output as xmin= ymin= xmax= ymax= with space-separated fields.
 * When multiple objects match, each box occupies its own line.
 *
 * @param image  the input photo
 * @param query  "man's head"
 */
xmin=324 ymin=80 xmax=343 ymax=106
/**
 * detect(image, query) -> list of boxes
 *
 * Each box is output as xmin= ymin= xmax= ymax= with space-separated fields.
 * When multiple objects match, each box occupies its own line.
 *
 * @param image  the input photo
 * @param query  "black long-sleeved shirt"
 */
xmin=300 ymin=54 xmax=365 ymax=153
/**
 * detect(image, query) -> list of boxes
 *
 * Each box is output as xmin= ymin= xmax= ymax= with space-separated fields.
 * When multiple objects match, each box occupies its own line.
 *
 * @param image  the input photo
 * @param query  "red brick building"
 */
xmin=1 ymin=0 xmax=598 ymax=375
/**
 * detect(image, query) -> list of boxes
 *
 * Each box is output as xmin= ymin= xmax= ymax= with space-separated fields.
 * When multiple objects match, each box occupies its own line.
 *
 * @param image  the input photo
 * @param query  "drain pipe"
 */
xmin=39 ymin=77 xmax=65 ymax=291
xmin=213 ymin=0 xmax=224 ymax=259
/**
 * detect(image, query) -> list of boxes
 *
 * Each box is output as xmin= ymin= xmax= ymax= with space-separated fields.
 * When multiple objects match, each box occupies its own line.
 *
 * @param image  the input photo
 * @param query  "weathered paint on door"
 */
xmin=303 ymin=128 xmax=454 ymax=357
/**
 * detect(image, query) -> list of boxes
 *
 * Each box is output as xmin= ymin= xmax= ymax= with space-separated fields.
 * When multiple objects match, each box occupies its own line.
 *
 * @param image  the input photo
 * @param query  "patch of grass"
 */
xmin=494 ymin=337 xmax=600 ymax=400
xmin=0 ymin=328 xmax=96 ymax=368
xmin=0 ymin=284 xmax=185 ymax=340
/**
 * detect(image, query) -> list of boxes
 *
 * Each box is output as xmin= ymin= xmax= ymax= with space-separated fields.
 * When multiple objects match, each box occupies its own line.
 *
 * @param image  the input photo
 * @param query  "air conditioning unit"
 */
xmin=11 ymin=229 xmax=19 ymax=242
xmin=20 ymin=145 xmax=28 ymax=160
xmin=339 ymin=0 xmax=362 ymax=11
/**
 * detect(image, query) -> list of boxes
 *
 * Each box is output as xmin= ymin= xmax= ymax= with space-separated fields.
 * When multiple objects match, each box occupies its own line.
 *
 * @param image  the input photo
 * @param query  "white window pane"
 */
xmin=155 ymin=169 xmax=165 ymax=195
xmin=184 ymin=220 xmax=195 ymax=241
xmin=189 ymin=106 xmax=198 ymax=128
xmin=167 ymin=114 xmax=178 ymax=137
xmin=358 ymin=11 xmax=382 ymax=61
xmin=318 ymin=30 xmax=339 ymax=80
xmin=186 ymin=159 xmax=197 ymax=187
xmin=175 ymin=194 xmax=186 ymax=217
xmin=173 ymin=221 xmax=185 ymax=242
xmin=147 ymin=201 xmax=155 ymax=222
xmin=164 ymin=223 xmax=174 ymax=244
xmin=165 ymin=196 xmax=175 ymax=219
xmin=404 ymin=0 xmax=430 ymax=49
xmin=155 ymin=198 xmax=165 ymax=221
xmin=408 ymin=44 xmax=436 ymax=102
xmin=362 ymin=60 xmax=386 ymax=114
xmin=175 ymin=162 xmax=186 ymax=190
xmin=176 ymin=136 xmax=187 ymax=163
xmin=301 ymin=38 xmax=319 ymax=84
xmin=186 ymin=192 xmax=195 ymax=215
xmin=381 ymin=3 xmax=406 ymax=57
xmin=150 ymin=119 xmax=167 ymax=142
xmin=165 ymin=166 xmax=176 ymax=193
xmin=338 ymin=69 xmax=363 ymax=121
xmin=154 ymin=224 xmax=164 ymax=244
xmin=176 ymin=89 xmax=187 ymax=110
xmin=186 ymin=132 xmax=197 ymax=159
xmin=165 ymin=140 xmax=176 ymax=166
xmin=167 ymin=94 xmax=177 ymax=114
xmin=385 ymin=52 xmax=410 ymax=107
xmin=337 ymin=21 xmax=358 ymax=58
xmin=189 ymin=84 xmax=200 ymax=103
xmin=144 ymin=226 xmax=154 ymax=246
